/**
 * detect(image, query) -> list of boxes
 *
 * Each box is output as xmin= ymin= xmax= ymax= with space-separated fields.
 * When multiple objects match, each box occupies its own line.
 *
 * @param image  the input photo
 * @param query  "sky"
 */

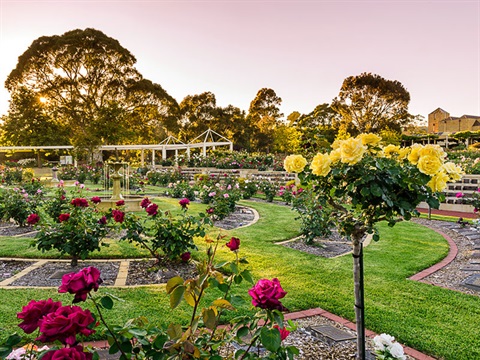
xmin=0 ymin=0 xmax=479 ymax=123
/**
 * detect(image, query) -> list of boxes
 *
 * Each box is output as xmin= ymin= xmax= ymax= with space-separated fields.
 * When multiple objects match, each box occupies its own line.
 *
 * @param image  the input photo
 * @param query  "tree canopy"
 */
xmin=3 ymin=28 xmax=179 ymax=151
xmin=331 ymin=72 xmax=412 ymax=135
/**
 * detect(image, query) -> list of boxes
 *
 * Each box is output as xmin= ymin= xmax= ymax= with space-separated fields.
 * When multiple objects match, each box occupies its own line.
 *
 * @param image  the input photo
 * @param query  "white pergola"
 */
xmin=0 ymin=129 xmax=234 ymax=167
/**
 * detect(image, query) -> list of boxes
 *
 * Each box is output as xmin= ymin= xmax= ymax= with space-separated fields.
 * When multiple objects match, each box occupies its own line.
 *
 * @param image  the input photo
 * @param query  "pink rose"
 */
xmin=42 ymin=345 xmax=93 ymax=360
xmin=179 ymin=198 xmax=190 ymax=209
xmin=17 ymin=298 xmax=62 ymax=334
xmin=112 ymin=209 xmax=125 ymax=223
xmin=71 ymin=198 xmax=89 ymax=207
xmin=140 ymin=197 xmax=151 ymax=208
xmin=58 ymin=213 xmax=70 ymax=223
xmin=206 ymin=207 xmax=214 ymax=214
xmin=37 ymin=306 xmax=95 ymax=345
xmin=274 ymin=325 xmax=290 ymax=341
xmin=226 ymin=237 xmax=240 ymax=251
xmin=248 ymin=278 xmax=287 ymax=311
xmin=91 ymin=196 xmax=101 ymax=204
xmin=58 ymin=267 xmax=103 ymax=303
xmin=180 ymin=252 xmax=191 ymax=262
xmin=146 ymin=203 xmax=158 ymax=216
xmin=456 ymin=192 xmax=464 ymax=198
xmin=27 ymin=213 xmax=40 ymax=225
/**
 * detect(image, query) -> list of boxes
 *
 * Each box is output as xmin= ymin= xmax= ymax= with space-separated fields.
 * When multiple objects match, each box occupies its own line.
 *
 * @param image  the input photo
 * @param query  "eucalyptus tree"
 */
xmin=331 ymin=73 xmax=412 ymax=135
xmin=178 ymin=92 xmax=217 ymax=141
xmin=4 ymin=28 xmax=178 ymax=156
xmin=246 ymin=88 xmax=283 ymax=152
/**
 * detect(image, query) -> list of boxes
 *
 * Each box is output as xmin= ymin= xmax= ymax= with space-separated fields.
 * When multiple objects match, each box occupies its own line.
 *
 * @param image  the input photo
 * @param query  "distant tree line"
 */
xmin=0 ymin=28 xmax=417 ymax=158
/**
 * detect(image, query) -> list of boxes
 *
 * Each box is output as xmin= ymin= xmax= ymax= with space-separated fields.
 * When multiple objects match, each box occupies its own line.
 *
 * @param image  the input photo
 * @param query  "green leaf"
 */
xmin=360 ymin=187 xmax=370 ymax=197
xmin=240 ymin=269 xmax=254 ymax=284
xmin=5 ymin=334 xmax=21 ymax=347
xmin=170 ymin=285 xmax=185 ymax=309
xmin=100 ymin=295 xmax=114 ymax=310
xmin=370 ymin=183 xmax=382 ymax=197
xmin=202 ymin=307 xmax=217 ymax=330
xmin=260 ymin=327 xmax=281 ymax=352
xmin=166 ymin=276 xmax=184 ymax=294
xmin=213 ymin=299 xmax=235 ymax=311
xmin=236 ymin=326 xmax=249 ymax=338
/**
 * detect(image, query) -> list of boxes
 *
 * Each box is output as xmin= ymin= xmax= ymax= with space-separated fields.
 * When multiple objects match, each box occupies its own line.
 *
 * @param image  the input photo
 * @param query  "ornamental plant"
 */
xmin=372 ymin=333 xmax=406 ymax=360
xmin=33 ymin=195 xmax=113 ymax=266
xmin=284 ymin=134 xmax=463 ymax=360
xmin=4 ymin=238 xmax=298 ymax=360
xmin=120 ymin=198 xmax=212 ymax=262
xmin=0 ymin=187 xmax=44 ymax=226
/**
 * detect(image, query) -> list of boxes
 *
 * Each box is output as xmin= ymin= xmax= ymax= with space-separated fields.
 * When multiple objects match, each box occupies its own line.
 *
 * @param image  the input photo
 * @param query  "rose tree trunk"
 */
xmin=352 ymin=235 xmax=366 ymax=360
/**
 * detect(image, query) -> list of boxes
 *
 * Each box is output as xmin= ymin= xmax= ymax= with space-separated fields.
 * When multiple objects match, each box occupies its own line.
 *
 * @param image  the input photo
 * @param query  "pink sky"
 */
xmin=0 ymin=0 xmax=479 ymax=123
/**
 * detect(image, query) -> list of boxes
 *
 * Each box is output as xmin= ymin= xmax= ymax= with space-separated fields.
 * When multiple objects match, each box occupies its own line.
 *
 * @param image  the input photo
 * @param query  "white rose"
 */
xmin=374 ymin=333 xmax=395 ymax=350
xmin=388 ymin=342 xmax=405 ymax=359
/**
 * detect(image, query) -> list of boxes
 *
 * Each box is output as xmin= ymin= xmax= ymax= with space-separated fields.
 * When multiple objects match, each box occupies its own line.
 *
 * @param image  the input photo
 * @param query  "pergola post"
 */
xmin=162 ymin=146 xmax=167 ymax=160
xmin=187 ymin=147 xmax=191 ymax=160
xmin=152 ymin=150 xmax=155 ymax=168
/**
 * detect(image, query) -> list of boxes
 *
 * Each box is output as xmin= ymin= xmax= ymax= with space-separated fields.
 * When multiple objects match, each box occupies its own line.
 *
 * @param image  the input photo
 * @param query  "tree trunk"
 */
xmin=71 ymin=256 xmax=78 ymax=267
xmin=352 ymin=235 xmax=366 ymax=360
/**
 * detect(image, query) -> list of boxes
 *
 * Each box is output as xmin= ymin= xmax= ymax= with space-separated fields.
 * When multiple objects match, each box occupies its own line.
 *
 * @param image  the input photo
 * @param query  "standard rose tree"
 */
xmin=284 ymin=134 xmax=463 ymax=360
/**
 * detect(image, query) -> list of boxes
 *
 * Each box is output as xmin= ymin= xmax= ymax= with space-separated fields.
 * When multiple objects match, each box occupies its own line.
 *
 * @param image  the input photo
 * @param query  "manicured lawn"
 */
xmin=1 ymin=199 xmax=479 ymax=359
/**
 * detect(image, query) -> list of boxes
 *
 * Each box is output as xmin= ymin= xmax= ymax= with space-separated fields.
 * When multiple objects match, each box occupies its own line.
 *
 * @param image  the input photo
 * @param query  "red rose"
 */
xmin=91 ymin=196 xmax=101 ymax=204
xmin=58 ymin=213 xmax=70 ymax=222
xmin=145 ymin=203 xmax=158 ymax=216
xmin=274 ymin=325 xmax=290 ymax=341
xmin=27 ymin=213 xmax=40 ymax=225
xmin=38 ymin=306 xmax=95 ymax=345
xmin=41 ymin=345 xmax=93 ymax=360
xmin=112 ymin=209 xmax=125 ymax=223
xmin=179 ymin=198 xmax=190 ymax=208
xmin=248 ymin=278 xmax=287 ymax=311
xmin=140 ymin=197 xmax=151 ymax=208
xmin=115 ymin=200 xmax=125 ymax=206
xmin=180 ymin=252 xmax=191 ymax=262
xmin=71 ymin=198 xmax=89 ymax=207
xmin=98 ymin=216 xmax=107 ymax=225
xmin=206 ymin=207 xmax=214 ymax=214
xmin=58 ymin=267 xmax=103 ymax=303
xmin=17 ymin=298 xmax=62 ymax=334
xmin=226 ymin=237 xmax=240 ymax=251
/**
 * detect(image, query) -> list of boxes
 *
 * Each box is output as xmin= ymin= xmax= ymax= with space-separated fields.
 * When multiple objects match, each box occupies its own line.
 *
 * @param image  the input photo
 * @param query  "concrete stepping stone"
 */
xmin=462 ymin=274 xmax=480 ymax=292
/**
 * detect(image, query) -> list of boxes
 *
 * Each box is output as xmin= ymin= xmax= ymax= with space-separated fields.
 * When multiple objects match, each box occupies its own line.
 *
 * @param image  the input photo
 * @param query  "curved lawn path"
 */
xmin=1 ymin=200 xmax=480 ymax=359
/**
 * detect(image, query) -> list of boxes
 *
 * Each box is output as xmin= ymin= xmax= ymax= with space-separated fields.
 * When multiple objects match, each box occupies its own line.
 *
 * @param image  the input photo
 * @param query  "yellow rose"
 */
xmin=419 ymin=144 xmax=447 ymax=159
xmin=427 ymin=172 xmax=450 ymax=192
xmin=397 ymin=147 xmax=410 ymax=161
xmin=407 ymin=143 xmax=422 ymax=165
xmin=283 ymin=155 xmax=307 ymax=173
xmin=417 ymin=155 xmax=443 ymax=175
xmin=441 ymin=162 xmax=464 ymax=181
xmin=310 ymin=153 xmax=332 ymax=177
xmin=329 ymin=149 xmax=342 ymax=163
xmin=358 ymin=133 xmax=382 ymax=147
xmin=383 ymin=144 xmax=400 ymax=159
xmin=331 ymin=139 xmax=343 ymax=150
xmin=340 ymin=137 xmax=366 ymax=165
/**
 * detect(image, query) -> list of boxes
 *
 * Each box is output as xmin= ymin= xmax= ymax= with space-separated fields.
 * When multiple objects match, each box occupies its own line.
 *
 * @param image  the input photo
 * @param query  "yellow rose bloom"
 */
xmin=283 ymin=155 xmax=307 ymax=173
xmin=358 ymin=133 xmax=382 ymax=147
xmin=310 ymin=153 xmax=332 ymax=177
xmin=417 ymin=155 xmax=443 ymax=176
xmin=441 ymin=162 xmax=464 ymax=181
xmin=329 ymin=148 xmax=342 ymax=163
xmin=419 ymin=144 xmax=447 ymax=159
xmin=407 ymin=143 xmax=422 ymax=165
xmin=383 ymin=144 xmax=400 ymax=159
xmin=397 ymin=147 xmax=410 ymax=161
xmin=427 ymin=172 xmax=450 ymax=192
xmin=340 ymin=137 xmax=366 ymax=165
xmin=331 ymin=139 xmax=343 ymax=150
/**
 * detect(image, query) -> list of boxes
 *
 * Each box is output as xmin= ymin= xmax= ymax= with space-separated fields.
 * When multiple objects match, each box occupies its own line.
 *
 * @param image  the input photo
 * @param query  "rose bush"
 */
xmin=286 ymin=133 xmax=463 ymax=359
xmin=4 ymin=236 xmax=298 ymax=360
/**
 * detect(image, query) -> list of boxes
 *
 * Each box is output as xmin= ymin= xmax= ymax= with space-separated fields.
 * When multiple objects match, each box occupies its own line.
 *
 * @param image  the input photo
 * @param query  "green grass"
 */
xmin=1 ymin=199 xmax=480 ymax=359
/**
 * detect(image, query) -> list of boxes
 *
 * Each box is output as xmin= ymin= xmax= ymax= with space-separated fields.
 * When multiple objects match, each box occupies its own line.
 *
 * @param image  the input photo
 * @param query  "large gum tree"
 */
xmin=4 ymin=28 xmax=179 ymax=157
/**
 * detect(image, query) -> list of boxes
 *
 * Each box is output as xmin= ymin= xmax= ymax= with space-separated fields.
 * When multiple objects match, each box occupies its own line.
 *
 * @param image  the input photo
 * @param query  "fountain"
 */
xmin=96 ymin=160 xmax=143 ymax=212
